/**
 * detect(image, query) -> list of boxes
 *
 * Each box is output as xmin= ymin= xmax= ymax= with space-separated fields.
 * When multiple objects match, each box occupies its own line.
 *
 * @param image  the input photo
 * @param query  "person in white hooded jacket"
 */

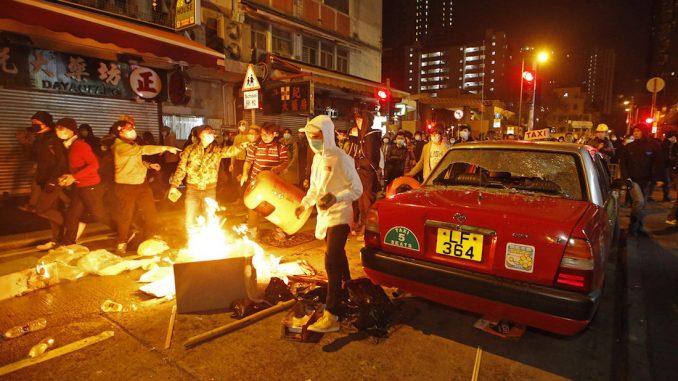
xmin=295 ymin=115 xmax=363 ymax=333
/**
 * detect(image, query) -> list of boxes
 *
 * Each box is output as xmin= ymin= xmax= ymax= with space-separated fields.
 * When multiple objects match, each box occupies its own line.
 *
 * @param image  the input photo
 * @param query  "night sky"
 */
xmin=385 ymin=0 xmax=656 ymax=93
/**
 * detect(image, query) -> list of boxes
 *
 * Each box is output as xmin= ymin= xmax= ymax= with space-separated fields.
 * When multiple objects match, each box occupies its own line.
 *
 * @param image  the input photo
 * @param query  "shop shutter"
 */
xmin=0 ymin=88 xmax=160 ymax=196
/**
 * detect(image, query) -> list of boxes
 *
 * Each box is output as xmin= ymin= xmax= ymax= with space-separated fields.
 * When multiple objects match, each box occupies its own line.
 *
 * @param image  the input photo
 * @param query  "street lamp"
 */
xmin=527 ymin=51 xmax=549 ymax=130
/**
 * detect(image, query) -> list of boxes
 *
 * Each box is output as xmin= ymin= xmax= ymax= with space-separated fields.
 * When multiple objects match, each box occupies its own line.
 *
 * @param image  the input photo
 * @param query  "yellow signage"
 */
xmin=176 ymin=0 xmax=200 ymax=30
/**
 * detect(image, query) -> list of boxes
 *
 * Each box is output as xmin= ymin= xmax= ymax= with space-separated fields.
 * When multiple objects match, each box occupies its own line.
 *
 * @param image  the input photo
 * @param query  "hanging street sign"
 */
xmin=244 ymin=90 xmax=259 ymax=110
xmin=453 ymin=109 xmax=464 ymax=120
xmin=242 ymin=64 xmax=261 ymax=91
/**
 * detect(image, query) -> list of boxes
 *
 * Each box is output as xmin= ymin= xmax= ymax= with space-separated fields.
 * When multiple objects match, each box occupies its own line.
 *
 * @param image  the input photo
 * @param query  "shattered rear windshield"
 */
xmin=425 ymin=148 xmax=586 ymax=200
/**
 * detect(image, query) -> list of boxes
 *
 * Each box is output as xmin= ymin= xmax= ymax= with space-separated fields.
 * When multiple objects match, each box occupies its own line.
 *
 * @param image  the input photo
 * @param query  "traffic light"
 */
xmin=522 ymin=70 xmax=534 ymax=83
xmin=645 ymin=117 xmax=654 ymax=124
xmin=376 ymin=88 xmax=391 ymax=116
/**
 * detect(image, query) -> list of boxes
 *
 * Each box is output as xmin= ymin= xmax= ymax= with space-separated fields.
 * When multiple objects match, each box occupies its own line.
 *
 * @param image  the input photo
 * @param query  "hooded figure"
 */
xmin=298 ymin=115 xmax=363 ymax=240
xmin=296 ymin=115 xmax=362 ymax=333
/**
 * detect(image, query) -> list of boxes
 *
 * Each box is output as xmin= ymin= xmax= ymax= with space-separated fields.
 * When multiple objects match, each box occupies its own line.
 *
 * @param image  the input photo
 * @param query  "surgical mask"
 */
xmin=431 ymin=135 xmax=441 ymax=143
xmin=201 ymin=134 xmax=215 ymax=145
xmin=123 ymin=130 xmax=137 ymax=141
xmin=460 ymin=131 xmax=469 ymax=140
xmin=283 ymin=133 xmax=291 ymax=140
xmin=309 ymin=138 xmax=323 ymax=153
xmin=262 ymin=135 xmax=274 ymax=144
xmin=238 ymin=126 xmax=246 ymax=132
xmin=396 ymin=139 xmax=405 ymax=147
xmin=611 ymin=136 xmax=617 ymax=142
xmin=56 ymin=129 xmax=72 ymax=140
xmin=247 ymin=134 xmax=258 ymax=142
xmin=414 ymin=135 xmax=421 ymax=141
xmin=383 ymin=139 xmax=390 ymax=144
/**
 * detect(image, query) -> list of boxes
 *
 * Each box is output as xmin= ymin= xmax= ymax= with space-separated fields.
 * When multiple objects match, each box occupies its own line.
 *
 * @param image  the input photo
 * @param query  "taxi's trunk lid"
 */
xmin=376 ymin=187 xmax=590 ymax=286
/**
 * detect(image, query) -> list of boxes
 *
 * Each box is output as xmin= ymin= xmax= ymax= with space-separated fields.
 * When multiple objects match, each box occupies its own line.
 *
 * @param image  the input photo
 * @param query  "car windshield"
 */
xmin=425 ymin=148 xmax=585 ymax=200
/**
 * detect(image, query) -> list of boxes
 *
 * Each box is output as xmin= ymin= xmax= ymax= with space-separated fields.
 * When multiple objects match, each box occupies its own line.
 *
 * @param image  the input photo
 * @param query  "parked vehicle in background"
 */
xmin=361 ymin=141 xmax=622 ymax=335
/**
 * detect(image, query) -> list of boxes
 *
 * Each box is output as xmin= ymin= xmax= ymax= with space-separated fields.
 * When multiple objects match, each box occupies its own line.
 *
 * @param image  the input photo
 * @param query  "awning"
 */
xmin=1 ymin=0 xmax=225 ymax=69
xmin=267 ymin=55 xmax=409 ymax=99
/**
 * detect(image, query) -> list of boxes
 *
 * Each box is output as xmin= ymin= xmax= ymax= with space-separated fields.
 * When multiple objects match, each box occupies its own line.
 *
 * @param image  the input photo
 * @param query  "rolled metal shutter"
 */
xmin=0 ymin=88 xmax=160 ymax=196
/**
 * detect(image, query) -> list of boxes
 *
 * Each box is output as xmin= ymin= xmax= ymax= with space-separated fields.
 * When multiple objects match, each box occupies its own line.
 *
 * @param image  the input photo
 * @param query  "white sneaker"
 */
xmin=36 ymin=241 xmax=57 ymax=251
xmin=307 ymin=310 xmax=340 ymax=333
xmin=116 ymin=243 xmax=127 ymax=255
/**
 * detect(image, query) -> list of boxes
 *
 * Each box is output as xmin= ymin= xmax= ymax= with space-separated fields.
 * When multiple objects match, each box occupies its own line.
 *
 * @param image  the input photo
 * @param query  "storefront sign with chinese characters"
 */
xmin=262 ymin=81 xmax=313 ymax=115
xmin=130 ymin=66 xmax=162 ymax=99
xmin=0 ymin=44 xmax=166 ymax=100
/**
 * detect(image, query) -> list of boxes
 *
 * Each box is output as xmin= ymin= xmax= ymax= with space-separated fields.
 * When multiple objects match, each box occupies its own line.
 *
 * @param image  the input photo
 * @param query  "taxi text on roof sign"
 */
xmin=242 ymin=64 xmax=261 ymax=91
xmin=523 ymin=128 xmax=551 ymax=141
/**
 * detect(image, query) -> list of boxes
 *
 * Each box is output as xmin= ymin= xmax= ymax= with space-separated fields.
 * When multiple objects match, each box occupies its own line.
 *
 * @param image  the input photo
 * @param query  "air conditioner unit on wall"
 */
xmin=222 ymin=21 xmax=251 ymax=61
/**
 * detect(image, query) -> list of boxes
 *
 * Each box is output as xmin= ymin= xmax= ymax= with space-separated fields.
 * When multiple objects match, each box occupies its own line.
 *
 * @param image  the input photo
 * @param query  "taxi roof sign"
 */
xmin=242 ymin=64 xmax=261 ymax=91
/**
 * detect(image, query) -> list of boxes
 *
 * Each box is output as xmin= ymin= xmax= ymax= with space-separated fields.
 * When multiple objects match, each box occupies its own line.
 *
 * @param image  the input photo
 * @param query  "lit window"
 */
xmin=490 ymin=79 xmax=494 ymax=83
xmin=491 ymin=60 xmax=495 ymax=64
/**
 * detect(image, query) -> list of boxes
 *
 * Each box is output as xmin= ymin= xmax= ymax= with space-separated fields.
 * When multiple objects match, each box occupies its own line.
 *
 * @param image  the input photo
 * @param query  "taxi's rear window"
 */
xmin=426 ymin=148 xmax=586 ymax=201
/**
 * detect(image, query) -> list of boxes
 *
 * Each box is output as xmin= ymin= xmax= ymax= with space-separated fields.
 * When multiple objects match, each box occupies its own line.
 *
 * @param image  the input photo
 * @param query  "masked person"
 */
xmin=111 ymin=119 xmax=180 ymax=253
xmin=32 ymin=113 xmax=71 ymax=250
xmin=345 ymin=111 xmax=381 ymax=238
xmin=295 ymin=115 xmax=362 ymax=333
xmin=384 ymin=132 xmax=409 ymax=187
xmin=407 ymin=125 xmax=449 ymax=182
xmin=55 ymin=118 xmax=114 ymax=246
xmin=620 ymin=125 xmax=663 ymax=236
xmin=458 ymin=125 xmax=475 ymax=143
xmin=169 ymin=125 xmax=242 ymax=232
xmin=587 ymin=123 xmax=615 ymax=159
xmin=230 ymin=120 xmax=250 ymax=196
xmin=241 ymin=123 xmax=288 ymax=238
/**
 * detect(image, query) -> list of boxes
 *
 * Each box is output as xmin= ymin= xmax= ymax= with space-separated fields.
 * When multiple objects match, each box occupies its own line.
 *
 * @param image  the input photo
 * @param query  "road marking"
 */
xmin=0 ymin=330 xmax=114 ymax=376
xmin=471 ymin=346 xmax=482 ymax=381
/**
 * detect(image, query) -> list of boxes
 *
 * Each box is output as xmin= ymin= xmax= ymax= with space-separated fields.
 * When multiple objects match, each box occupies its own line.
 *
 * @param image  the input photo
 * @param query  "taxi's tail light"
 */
xmin=555 ymin=238 xmax=593 ymax=292
xmin=364 ymin=208 xmax=380 ymax=248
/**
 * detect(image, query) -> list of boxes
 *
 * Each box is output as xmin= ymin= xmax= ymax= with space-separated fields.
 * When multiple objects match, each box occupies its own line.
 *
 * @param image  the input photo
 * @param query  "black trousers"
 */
xmin=356 ymin=167 xmax=376 ymax=229
xmin=324 ymin=224 xmax=351 ymax=315
xmin=35 ymin=186 xmax=66 ymax=243
xmin=63 ymin=184 xmax=112 ymax=245
xmin=115 ymin=183 xmax=158 ymax=244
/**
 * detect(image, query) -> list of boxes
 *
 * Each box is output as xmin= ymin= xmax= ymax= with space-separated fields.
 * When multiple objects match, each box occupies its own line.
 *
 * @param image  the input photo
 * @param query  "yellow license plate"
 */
xmin=435 ymin=228 xmax=483 ymax=262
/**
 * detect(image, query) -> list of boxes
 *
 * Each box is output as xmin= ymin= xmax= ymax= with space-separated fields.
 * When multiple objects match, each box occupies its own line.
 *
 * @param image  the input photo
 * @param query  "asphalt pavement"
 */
xmin=0 ymin=191 xmax=675 ymax=380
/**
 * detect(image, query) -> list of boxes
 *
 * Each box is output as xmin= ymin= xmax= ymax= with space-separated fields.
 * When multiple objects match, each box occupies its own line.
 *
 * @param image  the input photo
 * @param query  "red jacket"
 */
xmin=69 ymin=139 xmax=101 ymax=187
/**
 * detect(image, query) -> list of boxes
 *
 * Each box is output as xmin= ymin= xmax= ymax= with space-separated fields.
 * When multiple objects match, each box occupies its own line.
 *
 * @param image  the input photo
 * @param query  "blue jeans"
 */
xmin=185 ymin=184 xmax=217 ymax=231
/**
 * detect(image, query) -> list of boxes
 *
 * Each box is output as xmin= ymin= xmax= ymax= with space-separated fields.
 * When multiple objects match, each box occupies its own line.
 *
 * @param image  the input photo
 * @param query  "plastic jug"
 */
xmin=243 ymin=170 xmax=312 ymax=235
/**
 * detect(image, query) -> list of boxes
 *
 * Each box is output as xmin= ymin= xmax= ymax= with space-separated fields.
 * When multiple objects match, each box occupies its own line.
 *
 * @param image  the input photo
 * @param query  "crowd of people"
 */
xmin=15 ymin=110 xmax=678 ymax=250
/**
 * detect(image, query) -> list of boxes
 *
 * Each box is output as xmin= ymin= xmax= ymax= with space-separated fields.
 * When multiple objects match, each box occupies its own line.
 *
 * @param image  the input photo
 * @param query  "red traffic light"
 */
xmin=522 ymin=70 xmax=534 ymax=82
xmin=427 ymin=123 xmax=433 ymax=130
xmin=377 ymin=89 xmax=389 ymax=100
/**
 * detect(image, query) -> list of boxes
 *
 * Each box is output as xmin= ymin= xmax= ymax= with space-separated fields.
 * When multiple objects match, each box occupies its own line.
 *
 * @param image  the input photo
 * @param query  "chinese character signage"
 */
xmin=130 ymin=66 xmax=162 ymax=98
xmin=0 ymin=44 xmax=166 ymax=100
xmin=244 ymin=90 xmax=259 ymax=110
xmin=262 ymin=81 xmax=314 ymax=116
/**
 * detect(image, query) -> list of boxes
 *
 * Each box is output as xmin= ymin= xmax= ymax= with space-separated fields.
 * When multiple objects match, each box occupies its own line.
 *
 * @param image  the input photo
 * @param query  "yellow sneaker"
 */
xmin=308 ymin=310 xmax=340 ymax=333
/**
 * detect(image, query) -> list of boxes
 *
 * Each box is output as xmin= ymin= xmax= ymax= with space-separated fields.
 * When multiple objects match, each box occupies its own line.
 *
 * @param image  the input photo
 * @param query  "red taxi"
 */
xmin=361 ymin=141 xmax=621 ymax=335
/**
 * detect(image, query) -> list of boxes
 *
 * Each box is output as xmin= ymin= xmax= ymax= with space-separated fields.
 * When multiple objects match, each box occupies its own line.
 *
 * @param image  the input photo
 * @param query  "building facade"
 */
xmin=585 ymin=48 xmax=616 ymax=115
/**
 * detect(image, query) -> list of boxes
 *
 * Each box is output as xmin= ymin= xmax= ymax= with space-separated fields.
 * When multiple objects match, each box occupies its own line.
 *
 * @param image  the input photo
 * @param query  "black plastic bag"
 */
xmin=264 ymin=277 xmax=295 ymax=305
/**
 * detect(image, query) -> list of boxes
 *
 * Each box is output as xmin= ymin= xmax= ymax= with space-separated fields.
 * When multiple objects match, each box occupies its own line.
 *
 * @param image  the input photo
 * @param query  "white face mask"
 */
xmin=238 ymin=126 xmax=246 ymax=132
xmin=56 ymin=129 xmax=73 ymax=141
xmin=431 ymin=135 xmax=441 ymax=143
xmin=123 ymin=130 xmax=137 ymax=141
xmin=460 ymin=131 xmax=469 ymax=140
xmin=201 ymin=134 xmax=215 ymax=145
xmin=414 ymin=135 xmax=421 ymax=141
